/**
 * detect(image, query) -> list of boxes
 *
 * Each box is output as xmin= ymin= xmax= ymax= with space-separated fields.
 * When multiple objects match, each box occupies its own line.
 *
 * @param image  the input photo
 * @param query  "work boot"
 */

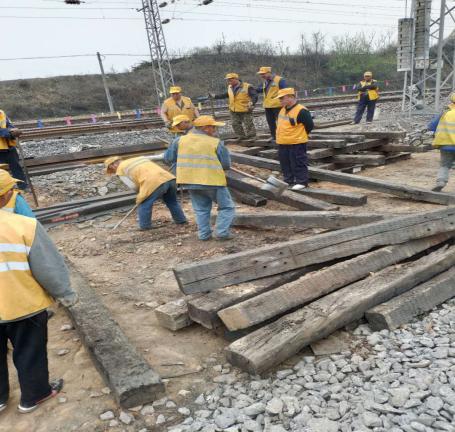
xmin=432 ymin=184 xmax=445 ymax=192
xmin=18 ymin=379 xmax=64 ymax=414
xmin=215 ymin=234 xmax=235 ymax=241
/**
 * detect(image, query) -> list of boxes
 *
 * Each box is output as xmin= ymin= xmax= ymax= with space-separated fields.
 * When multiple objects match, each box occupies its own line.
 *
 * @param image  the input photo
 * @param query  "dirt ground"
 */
xmin=0 ymin=148 xmax=451 ymax=432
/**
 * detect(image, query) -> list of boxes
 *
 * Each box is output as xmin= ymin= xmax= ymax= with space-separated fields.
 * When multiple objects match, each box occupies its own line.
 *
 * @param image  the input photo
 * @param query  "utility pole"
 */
xmin=96 ymin=51 xmax=115 ymax=114
xmin=435 ymin=0 xmax=446 ymax=111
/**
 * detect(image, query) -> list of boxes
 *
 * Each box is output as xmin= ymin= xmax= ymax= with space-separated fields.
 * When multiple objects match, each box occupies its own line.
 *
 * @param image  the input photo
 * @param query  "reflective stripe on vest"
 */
xmin=276 ymin=104 xmax=309 ymax=145
xmin=2 ymin=190 xmax=18 ymax=213
xmin=228 ymin=82 xmax=251 ymax=113
xmin=176 ymin=134 xmax=226 ymax=186
xmin=433 ymin=108 xmax=455 ymax=147
xmin=0 ymin=110 xmax=15 ymax=150
xmin=116 ymin=157 xmax=175 ymax=204
xmin=263 ymin=75 xmax=282 ymax=108
xmin=163 ymin=96 xmax=196 ymax=133
xmin=0 ymin=211 xmax=53 ymax=321
xmin=357 ymin=80 xmax=379 ymax=101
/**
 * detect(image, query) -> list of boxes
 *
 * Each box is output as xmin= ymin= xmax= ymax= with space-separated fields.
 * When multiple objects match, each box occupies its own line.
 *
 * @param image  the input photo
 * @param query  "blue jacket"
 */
xmin=0 ymin=116 xmax=14 ymax=139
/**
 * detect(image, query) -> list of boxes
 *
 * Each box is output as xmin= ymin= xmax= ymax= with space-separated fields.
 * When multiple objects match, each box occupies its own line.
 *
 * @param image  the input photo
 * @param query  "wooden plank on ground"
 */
xmin=68 ymin=265 xmax=164 ymax=407
xmin=317 ymin=130 xmax=406 ymax=139
xmin=335 ymin=139 xmax=386 ymax=153
xmin=307 ymin=139 xmax=347 ymax=149
xmin=225 ymin=245 xmax=455 ymax=373
xmin=385 ymin=152 xmax=412 ymax=164
xmin=332 ymin=154 xmax=386 ymax=166
xmin=231 ymin=189 xmax=267 ymax=207
xmin=294 ymin=187 xmax=367 ymax=206
xmin=173 ymin=207 xmax=455 ymax=293
xmin=218 ymin=234 xmax=450 ymax=331
xmin=310 ymin=134 xmax=365 ymax=143
xmin=308 ymin=148 xmax=335 ymax=160
xmin=365 ymin=266 xmax=455 ymax=330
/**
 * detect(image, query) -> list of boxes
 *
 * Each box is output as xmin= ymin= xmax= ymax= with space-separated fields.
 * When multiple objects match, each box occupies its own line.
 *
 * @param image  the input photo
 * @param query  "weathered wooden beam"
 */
xmin=308 ymin=148 xmax=335 ymax=160
xmin=234 ymin=146 xmax=264 ymax=156
xmin=310 ymin=134 xmax=365 ymax=143
xmin=365 ymin=266 xmax=455 ymax=330
xmin=307 ymin=139 xmax=347 ymax=149
xmin=317 ymin=130 xmax=406 ymax=139
xmin=173 ymin=207 xmax=455 ymax=293
xmin=380 ymin=144 xmax=414 ymax=153
xmin=335 ymin=139 xmax=386 ymax=153
xmin=231 ymin=152 xmax=281 ymax=170
xmin=218 ymin=234 xmax=450 ymax=331
xmin=332 ymin=154 xmax=386 ymax=166
xmin=385 ymin=152 xmax=412 ymax=164
xmin=231 ymin=189 xmax=268 ymax=207
xmin=68 ymin=265 xmax=165 ymax=407
xmin=294 ymin=187 xmax=367 ymax=206
xmin=225 ymin=245 xmax=455 ymax=373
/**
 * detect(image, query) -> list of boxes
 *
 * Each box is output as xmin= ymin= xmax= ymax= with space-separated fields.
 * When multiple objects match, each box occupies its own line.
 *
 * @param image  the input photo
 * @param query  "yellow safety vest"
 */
xmin=263 ymin=75 xmax=282 ymax=108
xmin=176 ymin=133 xmax=227 ymax=186
xmin=162 ymin=96 xmax=196 ymax=133
xmin=357 ymin=80 xmax=379 ymax=101
xmin=116 ymin=157 xmax=175 ymax=204
xmin=0 ymin=211 xmax=53 ymax=321
xmin=0 ymin=110 xmax=16 ymax=151
xmin=276 ymin=104 xmax=309 ymax=145
xmin=433 ymin=106 xmax=455 ymax=147
xmin=2 ymin=190 xmax=19 ymax=213
xmin=228 ymin=82 xmax=252 ymax=113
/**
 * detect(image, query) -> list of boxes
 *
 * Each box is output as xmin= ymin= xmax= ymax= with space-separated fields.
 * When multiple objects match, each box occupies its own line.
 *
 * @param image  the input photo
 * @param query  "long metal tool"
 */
xmin=15 ymin=138 xmax=39 ymax=207
xmin=111 ymin=203 xmax=139 ymax=231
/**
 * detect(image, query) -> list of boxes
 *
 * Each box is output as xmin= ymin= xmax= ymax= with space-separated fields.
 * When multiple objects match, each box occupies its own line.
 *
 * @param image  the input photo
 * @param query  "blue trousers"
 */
xmin=0 ymin=148 xmax=27 ymax=190
xmin=137 ymin=180 xmax=186 ymax=229
xmin=278 ymin=143 xmax=308 ymax=185
xmin=354 ymin=96 xmax=376 ymax=123
xmin=189 ymin=187 xmax=235 ymax=240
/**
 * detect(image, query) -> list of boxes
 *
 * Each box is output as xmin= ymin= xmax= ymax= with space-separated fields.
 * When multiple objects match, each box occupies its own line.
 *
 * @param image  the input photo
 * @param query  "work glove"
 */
xmin=9 ymin=128 xmax=22 ymax=138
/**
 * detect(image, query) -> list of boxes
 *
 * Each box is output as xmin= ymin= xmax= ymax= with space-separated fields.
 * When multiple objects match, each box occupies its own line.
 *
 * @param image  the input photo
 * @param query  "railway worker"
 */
xmin=275 ymin=88 xmax=314 ymax=191
xmin=164 ymin=115 xmax=235 ymax=241
xmin=171 ymin=114 xmax=194 ymax=135
xmin=0 ymin=109 xmax=27 ymax=189
xmin=104 ymin=156 xmax=187 ymax=230
xmin=256 ymin=66 xmax=287 ymax=141
xmin=429 ymin=93 xmax=455 ymax=192
xmin=353 ymin=71 xmax=380 ymax=124
xmin=161 ymin=86 xmax=199 ymax=134
xmin=0 ymin=169 xmax=34 ymax=217
xmin=210 ymin=73 xmax=258 ymax=142
xmin=0 ymin=210 xmax=77 ymax=414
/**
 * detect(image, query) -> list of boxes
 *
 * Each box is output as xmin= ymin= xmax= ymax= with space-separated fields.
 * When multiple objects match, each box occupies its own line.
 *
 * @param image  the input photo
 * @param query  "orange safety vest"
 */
xmin=162 ymin=96 xmax=196 ymax=133
xmin=0 ymin=110 xmax=16 ymax=150
xmin=263 ymin=75 xmax=282 ymax=108
xmin=276 ymin=104 xmax=309 ymax=145
xmin=357 ymin=80 xmax=379 ymax=101
xmin=2 ymin=190 xmax=19 ymax=213
xmin=228 ymin=82 xmax=252 ymax=113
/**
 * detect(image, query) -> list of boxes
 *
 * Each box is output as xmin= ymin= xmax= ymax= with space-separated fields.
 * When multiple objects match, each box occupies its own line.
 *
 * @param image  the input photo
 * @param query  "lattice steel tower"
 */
xmin=141 ymin=0 xmax=174 ymax=104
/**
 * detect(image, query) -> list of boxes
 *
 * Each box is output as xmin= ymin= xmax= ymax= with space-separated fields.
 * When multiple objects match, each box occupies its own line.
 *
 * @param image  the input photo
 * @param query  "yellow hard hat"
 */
xmin=172 ymin=114 xmax=191 ymax=127
xmin=0 ymin=169 xmax=22 ymax=196
xmin=0 ymin=164 xmax=9 ymax=170
xmin=169 ymin=86 xmax=182 ymax=94
xmin=274 ymin=87 xmax=296 ymax=99
xmin=257 ymin=66 xmax=272 ymax=74
xmin=450 ymin=92 xmax=455 ymax=103
xmin=104 ymin=156 xmax=122 ymax=174
xmin=225 ymin=73 xmax=239 ymax=80
xmin=364 ymin=71 xmax=373 ymax=77
xmin=193 ymin=115 xmax=225 ymax=127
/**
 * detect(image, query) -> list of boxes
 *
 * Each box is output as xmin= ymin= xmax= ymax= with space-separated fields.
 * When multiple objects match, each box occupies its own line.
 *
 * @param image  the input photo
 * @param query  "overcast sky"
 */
xmin=1 ymin=0 xmax=452 ymax=81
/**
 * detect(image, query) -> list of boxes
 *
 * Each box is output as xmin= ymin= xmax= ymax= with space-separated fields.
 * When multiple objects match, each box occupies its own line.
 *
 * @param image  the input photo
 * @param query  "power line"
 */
xmin=0 ymin=53 xmax=150 ymax=61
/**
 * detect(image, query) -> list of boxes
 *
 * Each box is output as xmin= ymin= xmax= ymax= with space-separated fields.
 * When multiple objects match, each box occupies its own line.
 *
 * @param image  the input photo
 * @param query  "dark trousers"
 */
xmin=0 ymin=148 xmax=27 ymax=189
xmin=278 ymin=143 xmax=308 ymax=185
xmin=0 ymin=311 xmax=51 ymax=406
xmin=265 ymin=107 xmax=281 ymax=139
xmin=354 ymin=97 xmax=376 ymax=124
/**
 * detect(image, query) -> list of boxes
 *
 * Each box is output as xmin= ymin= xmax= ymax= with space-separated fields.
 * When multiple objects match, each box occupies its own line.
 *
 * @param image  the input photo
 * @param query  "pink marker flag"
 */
xmin=341 ymin=85 xmax=346 ymax=93
xmin=65 ymin=116 xmax=72 ymax=126
xmin=304 ymin=89 xmax=308 ymax=97
xmin=352 ymin=84 xmax=356 ymax=90
xmin=155 ymin=107 xmax=161 ymax=115
xmin=385 ymin=80 xmax=390 ymax=87
xmin=91 ymin=114 xmax=97 ymax=124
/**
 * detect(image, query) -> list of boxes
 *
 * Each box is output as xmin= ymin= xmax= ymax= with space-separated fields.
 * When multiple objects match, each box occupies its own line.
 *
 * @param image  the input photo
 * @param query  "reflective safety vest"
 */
xmin=263 ymin=75 xmax=282 ymax=108
xmin=276 ymin=104 xmax=309 ymax=145
xmin=116 ymin=157 xmax=175 ymax=204
xmin=0 ymin=211 xmax=53 ymax=321
xmin=433 ymin=107 xmax=455 ymax=147
xmin=2 ymin=190 xmax=19 ymax=213
xmin=357 ymin=80 xmax=379 ymax=101
xmin=162 ymin=96 xmax=196 ymax=133
xmin=176 ymin=133 xmax=227 ymax=186
xmin=0 ymin=110 xmax=15 ymax=151
xmin=228 ymin=82 xmax=252 ymax=113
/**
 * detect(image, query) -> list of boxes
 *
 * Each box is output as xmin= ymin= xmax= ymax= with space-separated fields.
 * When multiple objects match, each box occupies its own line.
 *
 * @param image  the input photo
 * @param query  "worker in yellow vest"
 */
xmin=0 ymin=169 xmax=35 ymax=217
xmin=0 ymin=211 xmax=77 ymax=414
xmin=210 ymin=73 xmax=258 ymax=141
xmin=104 ymin=156 xmax=187 ymax=230
xmin=0 ymin=109 xmax=26 ymax=189
xmin=164 ymin=115 xmax=235 ymax=241
xmin=257 ymin=66 xmax=287 ymax=141
xmin=275 ymin=88 xmax=314 ymax=191
xmin=353 ymin=71 xmax=379 ymax=124
xmin=161 ymin=86 xmax=199 ymax=134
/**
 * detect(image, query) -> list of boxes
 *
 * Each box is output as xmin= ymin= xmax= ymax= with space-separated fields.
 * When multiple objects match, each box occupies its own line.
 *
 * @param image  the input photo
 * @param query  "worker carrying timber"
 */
xmin=0 ymin=211 xmax=77 ymax=414
xmin=275 ymin=88 xmax=314 ymax=191
xmin=428 ymin=92 xmax=455 ymax=192
xmin=210 ymin=73 xmax=258 ymax=141
xmin=0 ymin=169 xmax=35 ymax=217
xmin=164 ymin=115 xmax=235 ymax=241
xmin=0 ymin=109 xmax=27 ymax=188
xmin=257 ymin=66 xmax=287 ymax=141
xmin=161 ymin=86 xmax=199 ymax=134
xmin=353 ymin=71 xmax=379 ymax=124
xmin=104 ymin=156 xmax=187 ymax=230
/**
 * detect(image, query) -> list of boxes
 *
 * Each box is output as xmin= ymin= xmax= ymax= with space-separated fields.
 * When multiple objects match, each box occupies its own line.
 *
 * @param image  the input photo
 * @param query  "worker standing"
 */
xmin=161 ymin=87 xmax=199 ymax=134
xmin=210 ymin=73 xmax=258 ymax=141
xmin=104 ymin=156 xmax=187 ymax=230
xmin=257 ymin=67 xmax=287 ymax=141
xmin=353 ymin=71 xmax=379 ymax=124
xmin=164 ymin=115 xmax=235 ymax=241
xmin=0 ymin=110 xmax=27 ymax=189
xmin=0 ymin=211 xmax=77 ymax=414
xmin=275 ymin=88 xmax=314 ymax=191
xmin=0 ymin=169 xmax=34 ymax=217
